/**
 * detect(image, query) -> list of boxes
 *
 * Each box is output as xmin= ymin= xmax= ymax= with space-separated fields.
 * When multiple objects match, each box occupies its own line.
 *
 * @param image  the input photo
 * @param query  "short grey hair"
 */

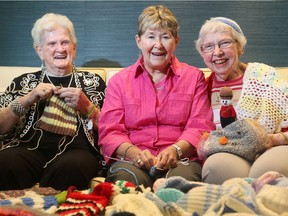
xmin=195 ymin=18 xmax=247 ymax=54
xmin=31 ymin=13 xmax=77 ymax=49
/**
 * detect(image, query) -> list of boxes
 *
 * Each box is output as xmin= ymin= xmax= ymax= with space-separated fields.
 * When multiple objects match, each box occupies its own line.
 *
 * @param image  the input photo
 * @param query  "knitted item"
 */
xmin=219 ymin=86 xmax=237 ymax=128
xmin=154 ymin=176 xmax=206 ymax=193
xmin=280 ymin=119 xmax=288 ymax=132
xmin=155 ymin=188 xmax=184 ymax=203
xmin=252 ymin=171 xmax=284 ymax=193
xmin=0 ymin=186 xmax=60 ymax=200
xmin=105 ymin=193 xmax=165 ymax=216
xmin=0 ymin=204 xmax=56 ymax=216
xmin=256 ymin=184 xmax=288 ymax=216
xmin=198 ymin=118 xmax=270 ymax=162
xmin=177 ymin=178 xmax=258 ymax=215
xmin=236 ymin=62 xmax=288 ymax=133
xmin=56 ymin=181 xmax=138 ymax=215
xmin=0 ymin=191 xmax=58 ymax=212
xmin=36 ymin=94 xmax=77 ymax=136
xmin=55 ymin=186 xmax=108 ymax=216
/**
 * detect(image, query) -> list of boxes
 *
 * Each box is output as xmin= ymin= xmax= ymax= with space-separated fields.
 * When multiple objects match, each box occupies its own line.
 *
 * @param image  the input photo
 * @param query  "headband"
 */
xmin=211 ymin=17 xmax=244 ymax=35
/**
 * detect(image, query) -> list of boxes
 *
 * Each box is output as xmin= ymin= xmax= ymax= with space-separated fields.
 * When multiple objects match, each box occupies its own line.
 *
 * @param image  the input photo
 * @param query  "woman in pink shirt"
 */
xmin=98 ymin=5 xmax=215 ymax=188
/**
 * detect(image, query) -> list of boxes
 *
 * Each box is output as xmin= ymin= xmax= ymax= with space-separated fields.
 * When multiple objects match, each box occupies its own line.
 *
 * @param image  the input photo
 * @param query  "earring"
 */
xmin=72 ymin=63 xmax=77 ymax=72
xmin=41 ymin=61 xmax=46 ymax=71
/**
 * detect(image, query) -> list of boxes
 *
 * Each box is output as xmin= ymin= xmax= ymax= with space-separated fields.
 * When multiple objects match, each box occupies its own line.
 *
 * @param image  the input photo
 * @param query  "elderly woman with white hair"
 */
xmin=195 ymin=17 xmax=288 ymax=184
xmin=0 ymin=13 xmax=106 ymax=190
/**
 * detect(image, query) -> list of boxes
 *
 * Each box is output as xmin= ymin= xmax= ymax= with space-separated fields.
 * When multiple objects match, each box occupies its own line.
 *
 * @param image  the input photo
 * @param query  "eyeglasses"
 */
xmin=201 ymin=39 xmax=236 ymax=53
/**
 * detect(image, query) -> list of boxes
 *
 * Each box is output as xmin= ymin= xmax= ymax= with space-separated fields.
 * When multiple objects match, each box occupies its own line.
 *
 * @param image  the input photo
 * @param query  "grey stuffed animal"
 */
xmin=198 ymin=118 xmax=270 ymax=162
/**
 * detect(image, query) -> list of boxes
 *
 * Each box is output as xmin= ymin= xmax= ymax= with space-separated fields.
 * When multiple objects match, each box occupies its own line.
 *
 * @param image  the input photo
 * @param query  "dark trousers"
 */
xmin=105 ymin=160 xmax=202 ymax=189
xmin=0 ymin=147 xmax=100 ymax=190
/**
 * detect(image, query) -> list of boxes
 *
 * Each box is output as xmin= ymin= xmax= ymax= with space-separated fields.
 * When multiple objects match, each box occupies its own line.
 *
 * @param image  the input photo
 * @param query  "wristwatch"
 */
xmin=172 ymin=144 xmax=183 ymax=159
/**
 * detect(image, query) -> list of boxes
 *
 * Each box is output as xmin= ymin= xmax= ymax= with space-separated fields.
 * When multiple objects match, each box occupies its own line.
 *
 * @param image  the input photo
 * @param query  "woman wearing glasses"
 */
xmin=195 ymin=17 xmax=288 ymax=184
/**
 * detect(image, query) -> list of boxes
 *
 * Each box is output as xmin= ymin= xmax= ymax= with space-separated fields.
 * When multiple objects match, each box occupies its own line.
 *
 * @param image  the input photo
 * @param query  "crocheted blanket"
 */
xmin=237 ymin=62 xmax=288 ymax=133
xmin=0 ymin=171 xmax=287 ymax=215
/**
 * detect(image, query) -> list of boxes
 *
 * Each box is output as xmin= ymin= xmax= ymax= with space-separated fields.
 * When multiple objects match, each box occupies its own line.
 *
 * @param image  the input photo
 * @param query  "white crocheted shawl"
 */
xmin=236 ymin=62 xmax=288 ymax=133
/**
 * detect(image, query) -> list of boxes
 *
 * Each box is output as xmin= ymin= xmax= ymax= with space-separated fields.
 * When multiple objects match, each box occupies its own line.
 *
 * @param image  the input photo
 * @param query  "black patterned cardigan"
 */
xmin=0 ymin=70 xmax=106 ymax=159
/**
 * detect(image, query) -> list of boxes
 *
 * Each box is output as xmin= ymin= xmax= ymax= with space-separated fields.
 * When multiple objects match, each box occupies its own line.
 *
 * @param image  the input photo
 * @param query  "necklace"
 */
xmin=44 ymin=69 xmax=74 ymax=88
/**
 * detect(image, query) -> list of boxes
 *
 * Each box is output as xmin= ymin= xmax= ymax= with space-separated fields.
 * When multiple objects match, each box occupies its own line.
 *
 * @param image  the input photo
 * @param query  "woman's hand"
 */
xmin=118 ymin=143 xmax=156 ymax=171
xmin=155 ymin=147 xmax=178 ymax=170
xmin=54 ymin=87 xmax=87 ymax=111
xmin=23 ymin=83 xmax=56 ymax=107
xmin=0 ymin=83 xmax=56 ymax=134
xmin=55 ymin=87 xmax=100 ymax=128
xmin=133 ymin=149 xmax=156 ymax=171
xmin=269 ymin=132 xmax=288 ymax=147
xmin=55 ymin=87 xmax=97 ymax=114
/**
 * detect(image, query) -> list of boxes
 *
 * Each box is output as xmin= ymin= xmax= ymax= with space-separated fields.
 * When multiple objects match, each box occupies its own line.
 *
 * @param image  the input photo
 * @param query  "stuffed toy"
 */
xmin=198 ymin=118 xmax=270 ymax=162
xmin=280 ymin=119 xmax=288 ymax=132
xmin=219 ymin=86 xmax=237 ymax=128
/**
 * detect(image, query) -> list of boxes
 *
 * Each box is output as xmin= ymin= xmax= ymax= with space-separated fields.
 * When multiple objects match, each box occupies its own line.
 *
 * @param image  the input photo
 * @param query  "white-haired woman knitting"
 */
xmin=0 ymin=13 xmax=106 ymax=190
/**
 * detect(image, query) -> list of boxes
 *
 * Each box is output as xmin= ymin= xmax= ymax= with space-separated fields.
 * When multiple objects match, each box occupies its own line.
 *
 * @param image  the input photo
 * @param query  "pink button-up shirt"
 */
xmin=99 ymin=57 xmax=215 ymax=163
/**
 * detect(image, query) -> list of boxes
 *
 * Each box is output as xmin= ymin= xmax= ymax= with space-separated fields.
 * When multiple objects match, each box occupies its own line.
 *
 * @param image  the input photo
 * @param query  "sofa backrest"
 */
xmin=0 ymin=66 xmax=287 ymax=92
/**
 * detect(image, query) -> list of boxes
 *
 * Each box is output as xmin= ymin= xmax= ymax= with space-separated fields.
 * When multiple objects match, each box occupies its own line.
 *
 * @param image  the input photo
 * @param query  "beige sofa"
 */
xmin=0 ymin=66 xmax=287 ymax=92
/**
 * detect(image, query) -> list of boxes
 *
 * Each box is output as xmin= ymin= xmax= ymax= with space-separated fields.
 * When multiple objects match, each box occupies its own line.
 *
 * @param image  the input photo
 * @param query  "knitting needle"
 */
xmin=105 ymin=156 xmax=133 ymax=163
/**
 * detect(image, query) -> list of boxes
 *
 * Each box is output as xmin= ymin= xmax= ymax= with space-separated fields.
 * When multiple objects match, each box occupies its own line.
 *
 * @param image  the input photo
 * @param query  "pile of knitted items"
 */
xmin=0 ymin=187 xmax=59 ymax=213
xmin=56 ymin=180 xmax=140 ymax=216
xmin=106 ymin=171 xmax=288 ymax=216
xmin=236 ymin=62 xmax=288 ymax=133
xmin=197 ymin=118 xmax=270 ymax=162
xmin=36 ymin=94 xmax=77 ymax=136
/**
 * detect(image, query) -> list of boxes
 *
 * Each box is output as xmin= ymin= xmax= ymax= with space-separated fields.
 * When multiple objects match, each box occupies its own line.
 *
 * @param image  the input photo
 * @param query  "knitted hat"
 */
xmin=198 ymin=118 xmax=270 ymax=162
xmin=57 ymin=182 xmax=138 ymax=216
xmin=36 ymin=94 xmax=77 ymax=137
xmin=211 ymin=17 xmax=244 ymax=35
xmin=220 ymin=86 xmax=233 ymax=99
xmin=56 ymin=186 xmax=108 ymax=216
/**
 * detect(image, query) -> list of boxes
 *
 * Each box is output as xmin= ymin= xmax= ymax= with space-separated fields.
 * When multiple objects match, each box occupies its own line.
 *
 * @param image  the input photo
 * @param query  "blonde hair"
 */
xmin=31 ymin=13 xmax=77 ymax=49
xmin=195 ymin=18 xmax=247 ymax=53
xmin=137 ymin=5 xmax=179 ymax=39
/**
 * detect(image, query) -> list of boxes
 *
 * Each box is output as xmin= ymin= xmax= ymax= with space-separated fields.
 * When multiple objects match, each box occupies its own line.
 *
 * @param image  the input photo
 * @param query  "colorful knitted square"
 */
xmin=36 ymin=94 xmax=77 ymax=136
